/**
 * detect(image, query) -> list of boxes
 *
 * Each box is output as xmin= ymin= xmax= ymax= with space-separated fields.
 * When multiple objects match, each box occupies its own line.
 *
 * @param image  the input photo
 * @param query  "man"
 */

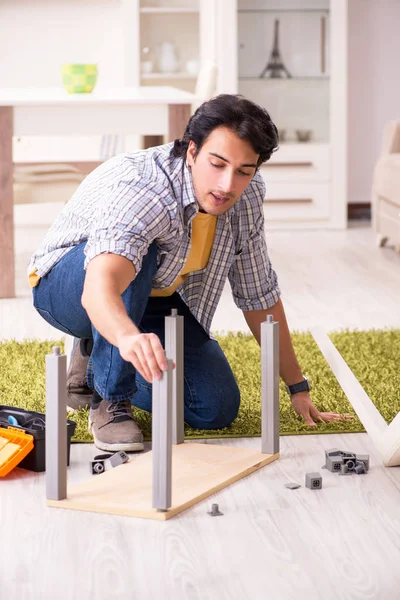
xmin=29 ymin=94 xmax=347 ymax=453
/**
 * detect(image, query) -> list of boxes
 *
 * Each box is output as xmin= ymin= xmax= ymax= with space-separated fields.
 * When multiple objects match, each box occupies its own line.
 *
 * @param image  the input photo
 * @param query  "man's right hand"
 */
xmin=82 ymin=254 xmax=169 ymax=383
xmin=118 ymin=332 xmax=168 ymax=383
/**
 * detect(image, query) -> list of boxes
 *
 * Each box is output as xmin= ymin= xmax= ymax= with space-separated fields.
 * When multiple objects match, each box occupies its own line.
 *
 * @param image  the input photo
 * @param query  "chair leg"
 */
xmin=165 ymin=309 xmax=185 ymax=445
xmin=152 ymin=360 xmax=173 ymax=511
xmin=46 ymin=346 xmax=68 ymax=501
xmin=260 ymin=315 xmax=280 ymax=455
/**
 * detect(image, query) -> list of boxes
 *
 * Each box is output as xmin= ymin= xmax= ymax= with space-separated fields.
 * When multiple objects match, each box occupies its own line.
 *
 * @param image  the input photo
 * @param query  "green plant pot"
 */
xmin=61 ymin=64 xmax=98 ymax=94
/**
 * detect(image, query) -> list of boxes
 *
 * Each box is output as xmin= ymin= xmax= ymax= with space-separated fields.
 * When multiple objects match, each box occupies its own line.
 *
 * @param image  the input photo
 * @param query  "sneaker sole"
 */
xmin=88 ymin=422 xmax=144 ymax=453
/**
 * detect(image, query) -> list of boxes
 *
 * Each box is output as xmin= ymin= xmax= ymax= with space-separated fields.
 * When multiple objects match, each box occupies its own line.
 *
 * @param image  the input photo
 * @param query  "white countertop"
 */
xmin=0 ymin=86 xmax=195 ymax=106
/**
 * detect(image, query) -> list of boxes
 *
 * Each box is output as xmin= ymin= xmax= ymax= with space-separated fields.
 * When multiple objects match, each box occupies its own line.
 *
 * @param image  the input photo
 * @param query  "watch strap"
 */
xmin=286 ymin=377 xmax=310 ymax=395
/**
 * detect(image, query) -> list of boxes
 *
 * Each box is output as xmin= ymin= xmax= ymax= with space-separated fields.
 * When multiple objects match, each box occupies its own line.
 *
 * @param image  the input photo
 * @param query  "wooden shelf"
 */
xmin=238 ymin=8 xmax=329 ymax=14
xmin=141 ymin=72 xmax=197 ymax=80
xmin=239 ymin=76 xmax=330 ymax=81
xmin=140 ymin=7 xmax=199 ymax=14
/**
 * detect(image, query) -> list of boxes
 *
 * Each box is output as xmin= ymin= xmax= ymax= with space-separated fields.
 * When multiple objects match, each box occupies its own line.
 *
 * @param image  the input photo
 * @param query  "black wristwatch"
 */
xmin=285 ymin=376 xmax=311 ymax=396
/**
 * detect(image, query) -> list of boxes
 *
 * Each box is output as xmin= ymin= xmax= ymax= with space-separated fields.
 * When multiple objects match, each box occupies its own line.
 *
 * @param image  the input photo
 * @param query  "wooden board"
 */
xmin=47 ymin=443 xmax=279 ymax=520
xmin=311 ymin=327 xmax=388 ymax=445
xmin=311 ymin=327 xmax=400 ymax=467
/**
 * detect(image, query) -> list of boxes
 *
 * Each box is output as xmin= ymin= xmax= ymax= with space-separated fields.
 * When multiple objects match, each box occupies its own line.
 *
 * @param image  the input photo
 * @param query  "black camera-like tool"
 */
xmin=91 ymin=451 xmax=130 ymax=475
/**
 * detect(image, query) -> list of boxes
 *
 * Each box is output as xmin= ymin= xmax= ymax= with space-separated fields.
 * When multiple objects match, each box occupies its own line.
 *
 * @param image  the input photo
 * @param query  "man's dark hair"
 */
xmin=172 ymin=94 xmax=279 ymax=168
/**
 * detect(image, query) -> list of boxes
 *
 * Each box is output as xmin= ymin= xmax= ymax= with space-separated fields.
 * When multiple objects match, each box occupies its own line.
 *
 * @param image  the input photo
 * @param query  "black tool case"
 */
xmin=0 ymin=405 xmax=76 ymax=472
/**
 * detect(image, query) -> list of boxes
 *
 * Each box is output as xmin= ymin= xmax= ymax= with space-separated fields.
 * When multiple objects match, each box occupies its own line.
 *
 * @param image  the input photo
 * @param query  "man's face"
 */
xmin=186 ymin=126 xmax=259 ymax=215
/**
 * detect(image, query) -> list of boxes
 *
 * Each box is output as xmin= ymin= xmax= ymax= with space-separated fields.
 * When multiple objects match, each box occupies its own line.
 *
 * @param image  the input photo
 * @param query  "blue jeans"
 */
xmin=33 ymin=242 xmax=240 ymax=429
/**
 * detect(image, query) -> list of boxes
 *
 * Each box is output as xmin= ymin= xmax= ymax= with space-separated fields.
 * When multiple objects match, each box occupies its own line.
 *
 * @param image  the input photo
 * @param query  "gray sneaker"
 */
xmin=67 ymin=339 xmax=92 ymax=411
xmin=89 ymin=399 xmax=144 ymax=452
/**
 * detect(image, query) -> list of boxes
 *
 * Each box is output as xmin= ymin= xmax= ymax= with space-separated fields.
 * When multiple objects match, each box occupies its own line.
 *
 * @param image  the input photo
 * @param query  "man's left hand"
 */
xmin=290 ymin=391 xmax=353 ymax=427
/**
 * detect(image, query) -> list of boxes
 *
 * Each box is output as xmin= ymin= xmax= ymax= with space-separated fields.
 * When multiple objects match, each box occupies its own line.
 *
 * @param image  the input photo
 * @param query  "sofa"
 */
xmin=372 ymin=120 xmax=400 ymax=253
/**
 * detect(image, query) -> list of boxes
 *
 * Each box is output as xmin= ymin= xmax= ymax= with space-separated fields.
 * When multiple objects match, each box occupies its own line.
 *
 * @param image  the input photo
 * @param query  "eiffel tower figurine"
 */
xmin=259 ymin=19 xmax=291 ymax=79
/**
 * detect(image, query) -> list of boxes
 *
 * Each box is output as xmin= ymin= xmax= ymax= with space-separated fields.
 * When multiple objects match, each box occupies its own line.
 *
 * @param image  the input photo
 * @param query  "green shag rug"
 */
xmin=1 ymin=330 xmax=399 ymax=443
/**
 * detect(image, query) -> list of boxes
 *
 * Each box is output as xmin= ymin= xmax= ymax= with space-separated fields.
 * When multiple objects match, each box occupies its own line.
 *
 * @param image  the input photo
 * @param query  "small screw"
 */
xmin=208 ymin=503 xmax=223 ymax=517
xmin=53 ymin=346 xmax=61 ymax=355
xmin=171 ymin=308 xmax=178 ymax=316
xmin=266 ymin=315 xmax=273 ymax=323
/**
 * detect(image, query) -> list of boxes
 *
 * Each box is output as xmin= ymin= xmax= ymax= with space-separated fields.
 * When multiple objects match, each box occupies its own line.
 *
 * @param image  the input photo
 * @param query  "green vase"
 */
xmin=61 ymin=64 xmax=98 ymax=94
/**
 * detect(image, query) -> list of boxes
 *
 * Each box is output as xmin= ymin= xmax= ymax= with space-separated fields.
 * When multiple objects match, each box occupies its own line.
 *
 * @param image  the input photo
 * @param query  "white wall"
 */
xmin=348 ymin=0 xmax=400 ymax=204
xmin=0 ymin=0 xmax=125 ymax=89
xmin=0 ymin=0 xmax=129 ymax=161
xmin=3 ymin=0 xmax=400 ymax=205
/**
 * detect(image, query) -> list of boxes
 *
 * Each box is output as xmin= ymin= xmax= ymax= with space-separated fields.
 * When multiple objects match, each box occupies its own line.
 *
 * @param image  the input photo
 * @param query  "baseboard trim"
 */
xmin=348 ymin=202 xmax=371 ymax=220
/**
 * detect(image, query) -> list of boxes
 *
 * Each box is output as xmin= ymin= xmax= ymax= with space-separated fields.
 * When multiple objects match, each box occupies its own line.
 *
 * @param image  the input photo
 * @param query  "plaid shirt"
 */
xmin=29 ymin=143 xmax=280 ymax=334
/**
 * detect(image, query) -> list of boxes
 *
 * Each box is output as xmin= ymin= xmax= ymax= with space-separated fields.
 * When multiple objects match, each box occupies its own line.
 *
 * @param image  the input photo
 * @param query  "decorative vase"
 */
xmin=157 ymin=42 xmax=180 ymax=74
xmin=61 ymin=64 xmax=98 ymax=94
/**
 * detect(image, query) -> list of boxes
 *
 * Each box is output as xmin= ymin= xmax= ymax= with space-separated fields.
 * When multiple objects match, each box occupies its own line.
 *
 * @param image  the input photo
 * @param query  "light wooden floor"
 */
xmin=2 ymin=435 xmax=400 ymax=600
xmin=1 ymin=207 xmax=400 ymax=600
